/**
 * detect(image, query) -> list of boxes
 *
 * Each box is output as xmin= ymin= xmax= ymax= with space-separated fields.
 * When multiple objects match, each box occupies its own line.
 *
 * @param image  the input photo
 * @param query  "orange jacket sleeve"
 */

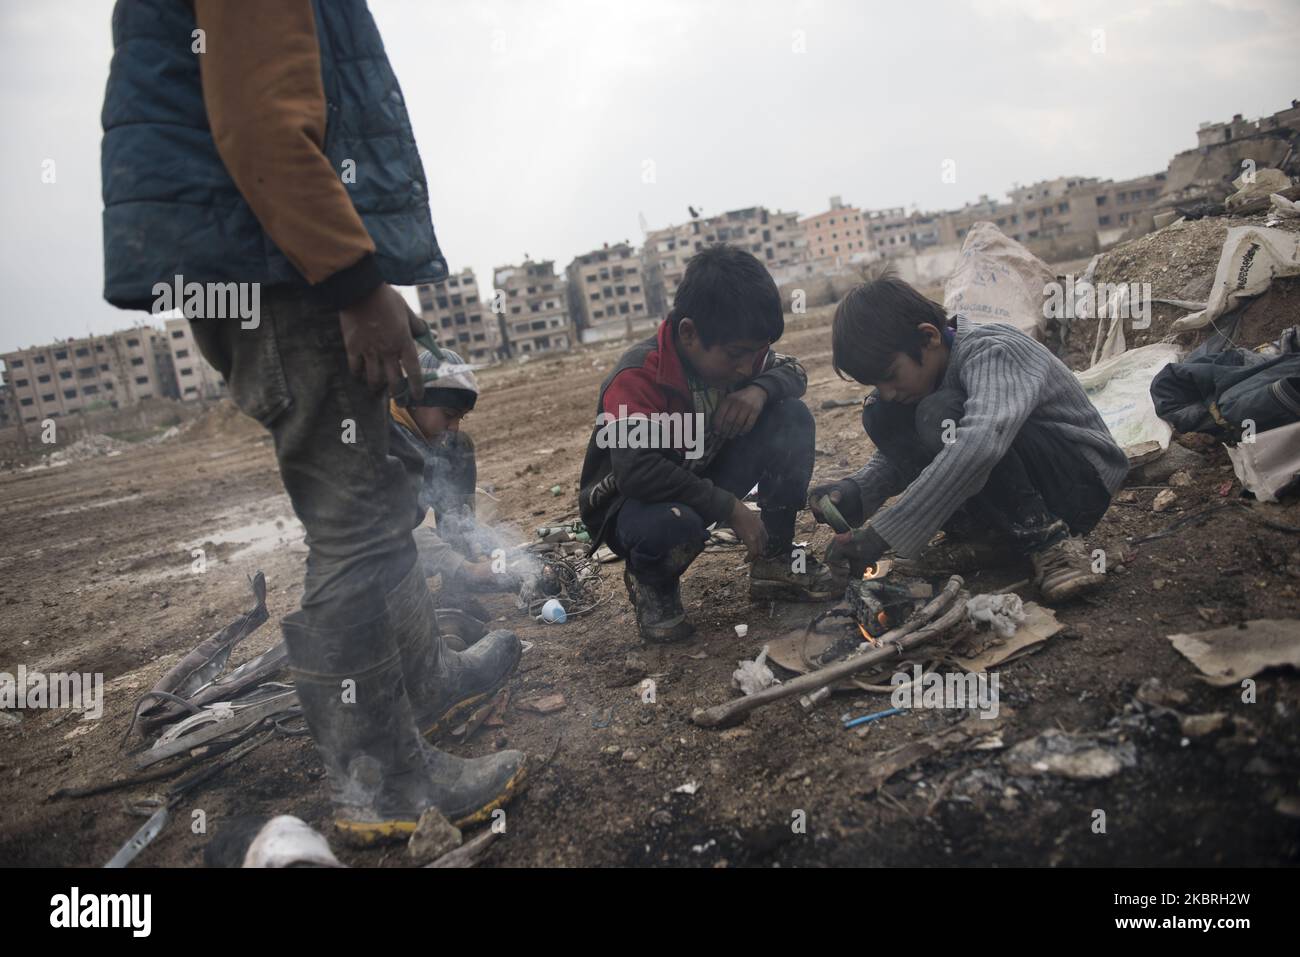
xmin=194 ymin=0 xmax=381 ymax=306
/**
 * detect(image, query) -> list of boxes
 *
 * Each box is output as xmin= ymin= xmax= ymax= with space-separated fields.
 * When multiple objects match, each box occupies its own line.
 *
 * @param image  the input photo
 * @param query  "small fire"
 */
xmin=858 ymin=612 xmax=890 ymax=647
xmin=861 ymin=560 xmax=891 ymax=580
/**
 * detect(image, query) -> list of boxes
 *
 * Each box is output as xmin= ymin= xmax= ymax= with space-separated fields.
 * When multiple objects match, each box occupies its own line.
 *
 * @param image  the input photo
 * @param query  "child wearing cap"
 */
xmin=390 ymin=347 xmax=505 ymax=593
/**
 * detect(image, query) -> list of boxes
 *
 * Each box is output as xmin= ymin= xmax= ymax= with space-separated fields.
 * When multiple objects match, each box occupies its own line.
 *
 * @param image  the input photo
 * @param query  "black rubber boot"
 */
xmin=283 ymin=608 xmax=444 ymax=846
xmin=384 ymin=563 xmax=526 ymax=824
xmin=387 ymin=561 xmax=522 ymax=737
xmin=284 ymin=575 xmax=526 ymax=844
xmin=624 ymin=566 xmax=695 ymax=643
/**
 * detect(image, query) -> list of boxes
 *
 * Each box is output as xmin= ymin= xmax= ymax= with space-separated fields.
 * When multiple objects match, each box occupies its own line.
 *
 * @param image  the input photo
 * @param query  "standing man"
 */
xmin=102 ymin=0 xmax=525 ymax=843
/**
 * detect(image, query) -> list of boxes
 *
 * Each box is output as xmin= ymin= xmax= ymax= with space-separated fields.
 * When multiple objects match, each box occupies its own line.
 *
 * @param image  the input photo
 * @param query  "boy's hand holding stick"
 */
xmin=810 ymin=482 xmax=886 ymax=577
xmin=808 ymin=480 xmax=863 ymax=528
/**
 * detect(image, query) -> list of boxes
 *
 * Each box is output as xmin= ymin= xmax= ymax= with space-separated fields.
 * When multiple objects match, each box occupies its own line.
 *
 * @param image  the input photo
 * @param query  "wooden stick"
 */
xmin=692 ymin=576 xmax=965 ymax=728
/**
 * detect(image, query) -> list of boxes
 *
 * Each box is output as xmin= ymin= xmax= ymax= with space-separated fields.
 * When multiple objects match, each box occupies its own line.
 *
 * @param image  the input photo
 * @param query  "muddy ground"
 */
xmin=1 ymin=303 xmax=1298 ymax=868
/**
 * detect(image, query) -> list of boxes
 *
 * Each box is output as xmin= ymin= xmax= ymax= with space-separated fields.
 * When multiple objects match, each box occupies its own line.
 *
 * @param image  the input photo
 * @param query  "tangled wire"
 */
xmin=520 ymin=548 xmax=608 ymax=619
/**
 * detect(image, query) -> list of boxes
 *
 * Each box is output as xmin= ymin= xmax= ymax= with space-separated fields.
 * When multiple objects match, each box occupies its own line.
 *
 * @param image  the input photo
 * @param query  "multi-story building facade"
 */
xmin=415 ymin=268 xmax=498 ymax=364
xmin=1195 ymin=101 xmax=1300 ymax=148
xmin=800 ymin=197 xmax=874 ymax=268
xmin=1 ymin=327 xmax=174 ymax=425
xmin=928 ymin=173 xmax=1166 ymax=257
xmin=164 ymin=318 xmax=227 ymax=400
xmin=643 ymin=206 xmax=808 ymax=308
xmin=491 ymin=260 xmax=572 ymax=357
xmin=566 ymin=243 xmax=654 ymax=345
xmin=867 ymin=207 xmax=918 ymax=257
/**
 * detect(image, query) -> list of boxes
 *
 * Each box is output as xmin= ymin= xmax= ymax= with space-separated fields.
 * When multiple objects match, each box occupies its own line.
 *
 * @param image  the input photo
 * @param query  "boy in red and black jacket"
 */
xmin=579 ymin=245 xmax=833 ymax=642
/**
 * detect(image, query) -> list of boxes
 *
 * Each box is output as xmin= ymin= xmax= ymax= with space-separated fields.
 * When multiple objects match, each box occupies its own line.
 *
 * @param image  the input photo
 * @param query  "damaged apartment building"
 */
xmin=492 ymin=259 xmax=573 ymax=358
xmin=415 ymin=268 xmax=500 ymax=365
xmin=2 ymin=328 xmax=178 ymax=425
xmin=641 ymin=205 xmax=808 ymax=310
xmin=565 ymin=242 xmax=655 ymax=345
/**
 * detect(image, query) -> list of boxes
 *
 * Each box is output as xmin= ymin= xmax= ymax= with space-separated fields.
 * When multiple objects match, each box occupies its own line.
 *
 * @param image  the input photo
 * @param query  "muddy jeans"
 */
xmin=864 ymin=387 xmax=1111 ymax=552
xmin=189 ymin=287 xmax=422 ymax=629
xmin=610 ymin=397 xmax=816 ymax=585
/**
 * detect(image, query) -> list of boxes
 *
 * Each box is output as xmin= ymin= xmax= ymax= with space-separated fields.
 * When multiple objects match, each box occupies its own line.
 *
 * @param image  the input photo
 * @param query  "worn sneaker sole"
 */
xmin=640 ymin=618 xmax=696 ymax=643
xmin=1039 ymin=573 xmax=1105 ymax=603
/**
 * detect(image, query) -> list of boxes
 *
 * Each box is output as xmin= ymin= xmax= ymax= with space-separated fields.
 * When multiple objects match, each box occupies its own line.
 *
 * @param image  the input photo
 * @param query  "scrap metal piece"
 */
xmin=136 ymin=690 xmax=298 ymax=769
xmin=104 ymin=804 xmax=170 ymax=868
xmin=132 ymin=572 xmax=270 ymax=737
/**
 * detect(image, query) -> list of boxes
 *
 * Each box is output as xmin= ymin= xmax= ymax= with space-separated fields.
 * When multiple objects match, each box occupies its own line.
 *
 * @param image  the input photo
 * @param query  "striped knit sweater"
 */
xmin=850 ymin=316 xmax=1128 ymax=558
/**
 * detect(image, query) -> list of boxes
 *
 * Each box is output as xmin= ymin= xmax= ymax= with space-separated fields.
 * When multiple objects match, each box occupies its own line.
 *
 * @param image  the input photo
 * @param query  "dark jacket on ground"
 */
xmin=578 ymin=318 xmax=807 ymax=547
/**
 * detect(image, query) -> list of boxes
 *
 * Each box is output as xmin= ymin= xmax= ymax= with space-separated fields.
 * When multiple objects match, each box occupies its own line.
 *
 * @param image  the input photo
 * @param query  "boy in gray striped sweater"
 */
xmin=809 ymin=277 xmax=1128 ymax=601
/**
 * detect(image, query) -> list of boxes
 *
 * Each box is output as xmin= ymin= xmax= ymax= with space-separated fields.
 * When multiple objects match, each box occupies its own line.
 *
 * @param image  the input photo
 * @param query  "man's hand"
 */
xmin=712 ymin=385 xmax=767 ymax=440
xmin=338 ymin=283 xmax=424 ymax=399
xmin=808 ymin=479 xmax=864 ymax=528
xmin=730 ymin=499 xmax=769 ymax=562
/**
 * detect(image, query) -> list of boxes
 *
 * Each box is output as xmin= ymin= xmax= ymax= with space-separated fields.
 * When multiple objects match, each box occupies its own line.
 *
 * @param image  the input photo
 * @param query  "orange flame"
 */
xmin=861 ymin=560 xmax=892 ymax=581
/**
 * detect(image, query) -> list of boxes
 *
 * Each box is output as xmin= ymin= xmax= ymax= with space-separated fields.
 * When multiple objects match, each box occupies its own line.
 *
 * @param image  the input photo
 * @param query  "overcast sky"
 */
xmin=1 ymin=0 xmax=1297 ymax=356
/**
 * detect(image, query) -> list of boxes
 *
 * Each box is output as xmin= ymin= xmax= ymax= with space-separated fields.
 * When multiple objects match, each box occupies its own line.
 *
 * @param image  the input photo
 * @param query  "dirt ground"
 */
xmin=2 ymin=302 xmax=1298 ymax=868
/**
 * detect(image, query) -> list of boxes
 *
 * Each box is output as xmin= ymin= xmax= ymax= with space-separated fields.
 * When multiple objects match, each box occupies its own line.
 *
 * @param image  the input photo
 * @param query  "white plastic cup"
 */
xmin=734 ymin=624 xmax=748 ymax=638
xmin=541 ymin=598 xmax=567 ymax=624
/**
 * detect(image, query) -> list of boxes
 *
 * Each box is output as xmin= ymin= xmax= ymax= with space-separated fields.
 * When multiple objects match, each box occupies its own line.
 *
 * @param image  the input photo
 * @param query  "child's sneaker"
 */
xmin=1030 ymin=535 xmax=1104 ymax=602
xmin=749 ymin=547 xmax=836 ymax=601
xmin=624 ymin=567 xmax=695 ymax=643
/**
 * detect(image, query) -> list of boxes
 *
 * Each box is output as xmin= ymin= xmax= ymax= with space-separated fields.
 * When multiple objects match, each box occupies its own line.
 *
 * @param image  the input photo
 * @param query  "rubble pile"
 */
xmin=181 ymin=398 xmax=266 ymax=443
xmin=1058 ymin=210 xmax=1300 ymax=368
xmin=44 ymin=433 xmax=124 ymax=465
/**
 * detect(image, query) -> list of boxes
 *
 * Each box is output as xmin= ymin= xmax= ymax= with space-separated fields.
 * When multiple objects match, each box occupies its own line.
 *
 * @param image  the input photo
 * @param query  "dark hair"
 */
xmin=831 ymin=275 xmax=949 ymax=384
xmin=670 ymin=244 xmax=783 ymax=347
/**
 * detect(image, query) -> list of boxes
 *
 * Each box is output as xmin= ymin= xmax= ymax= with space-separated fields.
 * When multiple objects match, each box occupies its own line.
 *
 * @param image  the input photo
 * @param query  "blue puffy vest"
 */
xmin=101 ymin=0 xmax=448 ymax=310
